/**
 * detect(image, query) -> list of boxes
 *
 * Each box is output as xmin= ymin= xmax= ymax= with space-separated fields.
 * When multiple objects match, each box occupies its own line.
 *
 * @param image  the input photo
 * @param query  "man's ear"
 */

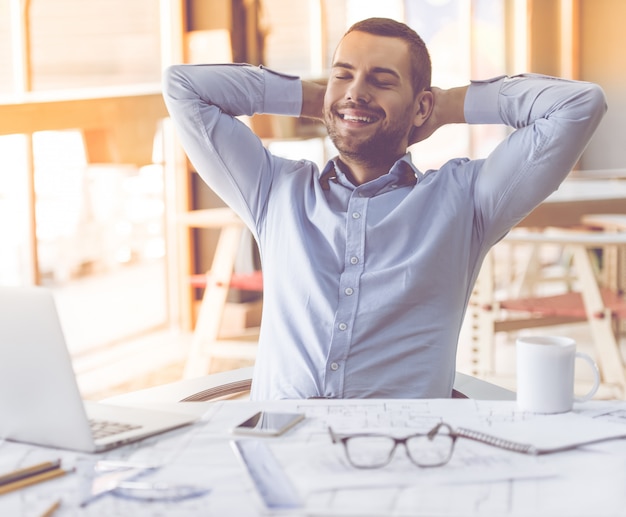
xmin=412 ymin=90 xmax=434 ymax=128
xmin=408 ymin=89 xmax=436 ymax=146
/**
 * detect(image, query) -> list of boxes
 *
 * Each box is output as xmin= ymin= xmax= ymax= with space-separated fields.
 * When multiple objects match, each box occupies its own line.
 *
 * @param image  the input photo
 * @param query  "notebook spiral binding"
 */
xmin=455 ymin=427 xmax=540 ymax=455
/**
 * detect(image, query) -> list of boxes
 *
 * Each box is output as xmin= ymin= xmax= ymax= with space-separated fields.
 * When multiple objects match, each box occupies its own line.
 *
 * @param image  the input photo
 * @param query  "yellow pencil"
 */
xmin=0 ymin=460 xmax=61 ymax=486
xmin=0 ymin=467 xmax=67 ymax=495
xmin=39 ymin=498 xmax=61 ymax=517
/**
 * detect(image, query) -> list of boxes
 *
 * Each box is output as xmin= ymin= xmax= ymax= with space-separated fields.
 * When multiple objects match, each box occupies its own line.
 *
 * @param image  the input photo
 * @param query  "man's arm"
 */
xmin=162 ymin=64 xmax=303 ymax=229
xmin=467 ymin=74 xmax=607 ymax=243
xmin=406 ymin=75 xmax=606 ymax=245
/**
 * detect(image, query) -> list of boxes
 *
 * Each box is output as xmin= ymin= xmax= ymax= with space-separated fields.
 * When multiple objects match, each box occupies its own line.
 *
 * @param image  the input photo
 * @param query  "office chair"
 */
xmin=105 ymin=367 xmax=515 ymax=405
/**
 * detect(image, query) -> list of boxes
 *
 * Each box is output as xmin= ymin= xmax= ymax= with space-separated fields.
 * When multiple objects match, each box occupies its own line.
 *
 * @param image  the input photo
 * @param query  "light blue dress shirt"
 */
xmin=163 ymin=64 xmax=606 ymax=399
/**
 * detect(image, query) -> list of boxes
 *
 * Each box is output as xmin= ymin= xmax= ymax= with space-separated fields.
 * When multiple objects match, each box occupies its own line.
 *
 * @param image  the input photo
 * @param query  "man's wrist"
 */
xmin=438 ymin=86 xmax=468 ymax=125
xmin=300 ymin=81 xmax=326 ymax=120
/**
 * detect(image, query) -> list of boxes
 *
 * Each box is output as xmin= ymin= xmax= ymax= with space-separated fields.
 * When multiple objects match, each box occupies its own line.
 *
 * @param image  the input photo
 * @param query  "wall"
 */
xmin=578 ymin=0 xmax=626 ymax=169
xmin=527 ymin=0 xmax=561 ymax=75
xmin=0 ymin=0 xmax=161 ymax=93
xmin=523 ymin=0 xmax=625 ymax=170
xmin=0 ymin=1 xmax=13 ymax=92
xmin=261 ymin=0 xmax=347 ymax=78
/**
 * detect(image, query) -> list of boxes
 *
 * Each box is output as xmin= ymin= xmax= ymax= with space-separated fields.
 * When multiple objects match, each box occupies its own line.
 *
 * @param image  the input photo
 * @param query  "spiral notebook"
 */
xmin=454 ymin=412 xmax=626 ymax=455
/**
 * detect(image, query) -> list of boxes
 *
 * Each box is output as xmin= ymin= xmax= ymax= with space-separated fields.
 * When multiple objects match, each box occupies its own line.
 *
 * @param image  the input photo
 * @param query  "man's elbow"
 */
xmin=584 ymin=82 xmax=608 ymax=119
xmin=161 ymin=64 xmax=188 ymax=102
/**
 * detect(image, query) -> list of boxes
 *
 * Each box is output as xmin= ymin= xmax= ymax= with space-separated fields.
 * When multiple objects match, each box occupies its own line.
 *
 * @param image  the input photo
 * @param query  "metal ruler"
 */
xmin=231 ymin=439 xmax=302 ymax=510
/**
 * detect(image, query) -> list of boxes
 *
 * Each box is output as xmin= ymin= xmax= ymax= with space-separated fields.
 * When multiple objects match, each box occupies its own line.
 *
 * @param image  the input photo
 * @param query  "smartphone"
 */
xmin=231 ymin=411 xmax=305 ymax=436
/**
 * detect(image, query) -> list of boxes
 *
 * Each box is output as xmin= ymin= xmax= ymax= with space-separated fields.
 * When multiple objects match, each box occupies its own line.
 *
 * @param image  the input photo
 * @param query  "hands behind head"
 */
xmin=408 ymin=85 xmax=468 ymax=146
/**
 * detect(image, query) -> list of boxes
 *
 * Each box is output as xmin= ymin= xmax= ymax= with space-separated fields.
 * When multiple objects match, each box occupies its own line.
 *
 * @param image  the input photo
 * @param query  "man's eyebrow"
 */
xmin=332 ymin=62 xmax=401 ymax=78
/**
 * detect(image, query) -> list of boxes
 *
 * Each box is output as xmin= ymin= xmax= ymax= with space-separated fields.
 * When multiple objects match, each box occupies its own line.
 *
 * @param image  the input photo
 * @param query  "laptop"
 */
xmin=0 ymin=286 xmax=197 ymax=452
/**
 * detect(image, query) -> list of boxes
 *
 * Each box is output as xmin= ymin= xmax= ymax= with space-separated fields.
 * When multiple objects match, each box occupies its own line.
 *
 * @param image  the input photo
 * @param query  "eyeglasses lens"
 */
xmin=345 ymin=436 xmax=396 ymax=468
xmin=406 ymin=433 xmax=454 ymax=467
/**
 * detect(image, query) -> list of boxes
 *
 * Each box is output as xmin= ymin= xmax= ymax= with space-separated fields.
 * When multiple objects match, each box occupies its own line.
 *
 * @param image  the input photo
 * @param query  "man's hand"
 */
xmin=409 ymin=85 xmax=468 ymax=146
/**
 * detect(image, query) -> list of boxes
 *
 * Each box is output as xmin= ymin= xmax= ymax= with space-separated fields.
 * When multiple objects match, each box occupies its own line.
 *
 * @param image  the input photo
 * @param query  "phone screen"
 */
xmin=232 ymin=411 xmax=305 ymax=436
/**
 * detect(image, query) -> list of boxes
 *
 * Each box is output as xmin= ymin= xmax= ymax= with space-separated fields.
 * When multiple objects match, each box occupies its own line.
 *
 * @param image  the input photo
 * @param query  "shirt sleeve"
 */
xmin=464 ymin=73 xmax=607 ymax=245
xmin=161 ymin=64 xmax=303 ymax=230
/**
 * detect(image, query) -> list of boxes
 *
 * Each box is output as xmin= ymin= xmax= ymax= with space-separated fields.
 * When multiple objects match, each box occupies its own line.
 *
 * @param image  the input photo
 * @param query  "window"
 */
xmin=0 ymin=1 xmax=166 ymax=366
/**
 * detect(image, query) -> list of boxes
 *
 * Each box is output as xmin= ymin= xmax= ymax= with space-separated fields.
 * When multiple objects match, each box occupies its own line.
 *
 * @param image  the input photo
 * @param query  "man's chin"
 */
xmin=331 ymin=134 xmax=375 ymax=156
xmin=338 ymin=147 xmax=392 ymax=168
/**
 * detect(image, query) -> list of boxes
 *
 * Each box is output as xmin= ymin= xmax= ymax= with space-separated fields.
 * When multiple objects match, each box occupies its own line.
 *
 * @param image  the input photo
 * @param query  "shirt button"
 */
xmin=338 ymin=322 xmax=348 ymax=331
xmin=330 ymin=362 xmax=339 ymax=371
xmin=350 ymin=256 xmax=359 ymax=265
xmin=344 ymin=287 xmax=354 ymax=296
xmin=352 ymin=212 xmax=361 ymax=219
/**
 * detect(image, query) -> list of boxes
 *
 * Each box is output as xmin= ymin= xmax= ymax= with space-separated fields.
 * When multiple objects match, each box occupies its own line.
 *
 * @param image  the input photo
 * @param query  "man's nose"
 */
xmin=345 ymin=78 xmax=370 ymax=103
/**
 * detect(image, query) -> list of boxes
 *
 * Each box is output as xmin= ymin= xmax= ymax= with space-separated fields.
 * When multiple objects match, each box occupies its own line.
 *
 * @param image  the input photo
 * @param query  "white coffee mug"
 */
xmin=516 ymin=336 xmax=600 ymax=413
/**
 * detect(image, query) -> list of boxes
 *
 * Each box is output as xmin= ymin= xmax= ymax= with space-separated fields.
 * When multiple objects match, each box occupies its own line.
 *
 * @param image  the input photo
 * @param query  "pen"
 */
xmin=0 ymin=467 xmax=68 ymax=495
xmin=0 ymin=460 xmax=61 ymax=487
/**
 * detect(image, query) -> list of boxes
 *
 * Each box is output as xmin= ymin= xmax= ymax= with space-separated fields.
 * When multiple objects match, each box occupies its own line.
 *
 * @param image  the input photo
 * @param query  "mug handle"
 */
xmin=574 ymin=352 xmax=600 ymax=402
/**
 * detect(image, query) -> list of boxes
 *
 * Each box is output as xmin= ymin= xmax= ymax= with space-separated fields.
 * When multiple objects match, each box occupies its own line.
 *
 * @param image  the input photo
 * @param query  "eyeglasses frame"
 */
xmin=328 ymin=422 xmax=458 ymax=469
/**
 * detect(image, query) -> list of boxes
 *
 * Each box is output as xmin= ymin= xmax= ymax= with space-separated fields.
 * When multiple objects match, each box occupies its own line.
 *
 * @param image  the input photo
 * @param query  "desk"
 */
xmin=1 ymin=398 xmax=625 ymax=516
xmin=470 ymin=179 xmax=626 ymax=390
xmin=581 ymin=214 xmax=626 ymax=298
xmin=177 ymin=209 xmax=260 ymax=378
xmin=518 ymin=179 xmax=626 ymax=228
xmin=569 ymin=168 xmax=626 ymax=180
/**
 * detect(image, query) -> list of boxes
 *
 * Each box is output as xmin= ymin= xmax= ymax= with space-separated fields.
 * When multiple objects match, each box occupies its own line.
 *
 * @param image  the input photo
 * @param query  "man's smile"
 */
xmin=335 ymin=107 xmax=381 ymax=126
xmin=339 ymin=112 xmax=377 ymax=123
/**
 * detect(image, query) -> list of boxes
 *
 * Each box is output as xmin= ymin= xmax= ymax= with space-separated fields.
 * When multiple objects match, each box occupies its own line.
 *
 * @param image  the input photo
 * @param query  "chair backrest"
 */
xmin=179 ymin=368 xmax=516 ymax=402
xmin=104 ymin=366 xmax=516 ymax=404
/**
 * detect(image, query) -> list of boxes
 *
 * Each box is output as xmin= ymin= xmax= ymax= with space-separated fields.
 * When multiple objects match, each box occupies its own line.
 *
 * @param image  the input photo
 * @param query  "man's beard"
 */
xmin=324 ymin=107 xmax=411 ymax=168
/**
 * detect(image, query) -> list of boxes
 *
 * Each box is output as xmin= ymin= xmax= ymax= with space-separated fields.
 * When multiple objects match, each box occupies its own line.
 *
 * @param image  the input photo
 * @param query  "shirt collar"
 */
xmin=319 ymin=154 xmax=423 ymax=192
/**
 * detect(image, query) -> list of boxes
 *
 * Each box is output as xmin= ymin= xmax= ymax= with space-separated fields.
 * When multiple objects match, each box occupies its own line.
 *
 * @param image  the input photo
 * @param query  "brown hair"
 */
xmin=344 ymin=18 xmax=431 ymax=94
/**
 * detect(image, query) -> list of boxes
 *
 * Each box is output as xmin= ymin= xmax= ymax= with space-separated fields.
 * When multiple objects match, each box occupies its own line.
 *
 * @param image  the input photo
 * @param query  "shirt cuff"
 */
xmin=261 ymin=66 xmax=303 ymax=117
xmin=464 ymin=75 xmax=506 ymax=124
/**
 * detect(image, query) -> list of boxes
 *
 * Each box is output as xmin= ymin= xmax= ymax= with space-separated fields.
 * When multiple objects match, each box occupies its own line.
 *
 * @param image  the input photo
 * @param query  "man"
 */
xmin=163 ymin=18 xmax=606 ymax=399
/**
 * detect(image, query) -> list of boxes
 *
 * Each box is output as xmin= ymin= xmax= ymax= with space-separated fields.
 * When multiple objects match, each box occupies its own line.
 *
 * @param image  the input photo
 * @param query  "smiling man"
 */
xmin=163 ymin=18 xmax=606 ymax=400
xmin=320 ymin=21 xmax=434 ymax=185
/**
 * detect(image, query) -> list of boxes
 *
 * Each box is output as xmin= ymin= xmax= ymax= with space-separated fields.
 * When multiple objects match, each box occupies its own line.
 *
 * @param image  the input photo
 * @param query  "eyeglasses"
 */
xmin=328 ymin=423 xmax=458 ymax=469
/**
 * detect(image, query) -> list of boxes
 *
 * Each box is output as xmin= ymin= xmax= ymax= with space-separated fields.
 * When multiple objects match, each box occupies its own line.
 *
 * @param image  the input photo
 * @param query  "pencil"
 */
xmin=0 ymin=467 xmax=67 ymax=495
xmin=0 ymin=460 xmax=61 ymax=486
xmin=39 ymin=498 xmax=61 ymax=517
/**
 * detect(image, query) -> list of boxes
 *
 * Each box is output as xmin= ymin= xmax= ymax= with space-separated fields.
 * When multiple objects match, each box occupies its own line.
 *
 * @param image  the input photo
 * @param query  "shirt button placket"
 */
xmin=326 ymin=193 xmax=367 ymax=397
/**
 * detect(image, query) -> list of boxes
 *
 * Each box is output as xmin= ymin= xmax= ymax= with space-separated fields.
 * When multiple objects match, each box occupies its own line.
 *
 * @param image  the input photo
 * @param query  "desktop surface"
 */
xmin=1 ymin=398 xmax=625 ymax=516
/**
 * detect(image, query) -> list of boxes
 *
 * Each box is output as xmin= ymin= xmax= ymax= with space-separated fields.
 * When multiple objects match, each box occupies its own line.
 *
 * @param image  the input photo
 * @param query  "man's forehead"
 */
xmin=333 ymin=31 xmax=411 ymax=73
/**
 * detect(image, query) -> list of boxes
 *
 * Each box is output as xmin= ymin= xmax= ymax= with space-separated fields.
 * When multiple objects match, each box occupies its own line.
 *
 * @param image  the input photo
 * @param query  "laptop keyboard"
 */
xmin=89 ymin=418 xmax=142 ymax=440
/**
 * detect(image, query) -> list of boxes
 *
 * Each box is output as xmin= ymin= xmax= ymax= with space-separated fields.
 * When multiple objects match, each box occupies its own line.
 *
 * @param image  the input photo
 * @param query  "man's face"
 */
xmin=323 ymin=31 xmax=420 ymax=165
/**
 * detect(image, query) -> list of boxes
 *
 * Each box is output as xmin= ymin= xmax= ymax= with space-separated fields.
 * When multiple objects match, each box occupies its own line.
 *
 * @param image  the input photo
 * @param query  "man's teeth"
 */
xmin=342 ymin=114 xmax=374 ymax=123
